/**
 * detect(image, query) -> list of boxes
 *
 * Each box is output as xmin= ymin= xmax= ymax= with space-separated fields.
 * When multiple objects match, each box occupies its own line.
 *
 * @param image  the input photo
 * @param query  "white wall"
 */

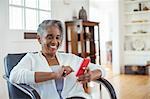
xmin=0 ymin=0 xmax=9 ymax=98
xmin=112 ymin=0 xmax=123 ymax=74
xmin=0 ymin=0 xmax=89 ymax=98
xmin=51 ymin=0 xmax=89 ymax=21
xmin=119 ymin=0 xmax=125 ymax=73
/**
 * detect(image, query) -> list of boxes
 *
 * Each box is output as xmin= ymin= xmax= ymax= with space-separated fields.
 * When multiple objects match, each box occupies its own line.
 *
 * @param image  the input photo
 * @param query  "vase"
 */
xmin=79 ymin=6 xmax=87 ymax=21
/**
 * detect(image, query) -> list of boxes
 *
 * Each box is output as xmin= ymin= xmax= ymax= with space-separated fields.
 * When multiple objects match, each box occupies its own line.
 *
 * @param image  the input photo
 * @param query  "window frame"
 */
xmin=9 ymin=0 xmax=51 ymax=31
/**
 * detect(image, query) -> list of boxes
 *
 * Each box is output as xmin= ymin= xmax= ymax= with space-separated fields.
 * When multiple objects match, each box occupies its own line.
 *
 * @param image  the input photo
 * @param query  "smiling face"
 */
xmin=37 ymin=26 xmax=62 ymax=57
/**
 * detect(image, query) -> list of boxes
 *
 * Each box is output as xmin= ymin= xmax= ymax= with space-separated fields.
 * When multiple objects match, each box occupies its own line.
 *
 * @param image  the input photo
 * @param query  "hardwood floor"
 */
xmin=107 ymin=74 xmax=150 ymax=99
xmin=102 ymin=64 xmax=150 ymax=99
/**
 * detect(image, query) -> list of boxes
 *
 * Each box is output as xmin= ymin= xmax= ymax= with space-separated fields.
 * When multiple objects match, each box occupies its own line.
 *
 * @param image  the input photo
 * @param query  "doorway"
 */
xmin=89 ymin=0 xmax=120 ymax=74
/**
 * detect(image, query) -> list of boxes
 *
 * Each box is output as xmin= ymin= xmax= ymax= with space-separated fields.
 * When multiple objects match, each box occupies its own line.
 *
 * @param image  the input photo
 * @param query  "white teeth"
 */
xmin=50 ymin=46 xmax=57 ymax=49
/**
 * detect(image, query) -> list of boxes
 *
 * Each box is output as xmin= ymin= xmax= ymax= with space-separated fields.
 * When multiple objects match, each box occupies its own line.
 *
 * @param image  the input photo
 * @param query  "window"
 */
xmin=9 ymin=0 xmax=51 ymax=30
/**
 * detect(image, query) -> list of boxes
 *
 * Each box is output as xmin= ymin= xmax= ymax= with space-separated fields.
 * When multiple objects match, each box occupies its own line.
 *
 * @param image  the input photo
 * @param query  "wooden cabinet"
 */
xmin=125 ymin=65 xmax=148 ymax=75
xmin=65 ymin=21 xmax=100 ymax=64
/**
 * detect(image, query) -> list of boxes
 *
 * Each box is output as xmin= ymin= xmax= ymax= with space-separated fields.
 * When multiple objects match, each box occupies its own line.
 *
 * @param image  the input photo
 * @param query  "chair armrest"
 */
xmin=3 ymin=75 xmax=41 ymax=99
xmin=95 ymin=77 xmax=117 ymax=99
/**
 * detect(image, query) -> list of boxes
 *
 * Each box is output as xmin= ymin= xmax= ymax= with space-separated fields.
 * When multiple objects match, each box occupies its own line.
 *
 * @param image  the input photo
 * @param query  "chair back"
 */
xmin=4 ymin=53 xmax=26 ymax=77
xmin=4 ymin=53 xmax=31 ymax=99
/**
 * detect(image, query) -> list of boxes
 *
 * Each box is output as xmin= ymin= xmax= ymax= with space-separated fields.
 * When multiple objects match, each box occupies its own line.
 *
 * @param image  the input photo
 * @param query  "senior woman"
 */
xmin=9 ymin=20 xmax=105 ymax=99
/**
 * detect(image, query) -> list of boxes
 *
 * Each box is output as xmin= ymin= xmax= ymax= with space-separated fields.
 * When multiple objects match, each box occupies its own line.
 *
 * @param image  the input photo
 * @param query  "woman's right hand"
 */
xmin=54 ymin=67 xmax=65 ymax=79
xmin=62 ymin=66 xmax=74 ymax=77
xmin=54 ymin=66 xmax=74 ymax=79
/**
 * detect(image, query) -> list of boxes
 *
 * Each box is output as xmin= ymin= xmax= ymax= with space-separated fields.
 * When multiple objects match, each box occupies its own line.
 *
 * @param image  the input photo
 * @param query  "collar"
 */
xmin=38 ymin=51 xmax=63 ymax=67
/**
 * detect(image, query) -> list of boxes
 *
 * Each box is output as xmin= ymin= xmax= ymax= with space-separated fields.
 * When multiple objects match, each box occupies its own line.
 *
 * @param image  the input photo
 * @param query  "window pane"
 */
xmin=25 ymin=9 xmax=37 ymax=30
xmin=9 ymin=0 xmax=23 ymax=6
xmin=25 ymin=0 xmax=37 ymax=8
xmin=9 ymin=6 xmax=23 ymax=29
xmin=39 ymin=0 xmax=51 ymax=10
xmin=9 ymin=0 xmax=52 ymax=30
xmin=39 ymin=11 xmax=51 ymax=23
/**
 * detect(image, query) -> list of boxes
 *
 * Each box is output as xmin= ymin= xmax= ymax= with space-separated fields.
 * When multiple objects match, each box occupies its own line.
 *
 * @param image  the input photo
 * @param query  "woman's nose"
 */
xmin=51 ymin=38 xmax=57 ymax=44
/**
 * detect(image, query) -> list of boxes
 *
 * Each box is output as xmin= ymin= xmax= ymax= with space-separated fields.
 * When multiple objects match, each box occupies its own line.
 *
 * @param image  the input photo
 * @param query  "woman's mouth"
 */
xmin=50 ymin=45 xmax=57 ymax=49
xmin=49 ymin=45 xmax=57 ymax=51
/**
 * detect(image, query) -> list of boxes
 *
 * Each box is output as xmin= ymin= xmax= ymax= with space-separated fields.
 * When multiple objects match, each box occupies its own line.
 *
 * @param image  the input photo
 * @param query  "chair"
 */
xmin=3 ymin=53 xmax=117 ymax=99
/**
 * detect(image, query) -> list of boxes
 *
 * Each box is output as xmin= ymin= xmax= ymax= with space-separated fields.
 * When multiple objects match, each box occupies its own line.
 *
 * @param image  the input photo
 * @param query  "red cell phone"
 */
xmin=76 ymin=58 xmax=90 ymax=77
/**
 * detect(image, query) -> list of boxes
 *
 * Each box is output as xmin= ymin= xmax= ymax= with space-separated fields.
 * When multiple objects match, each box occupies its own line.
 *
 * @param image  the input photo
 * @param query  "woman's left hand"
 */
xmin=77 ymin=68 xmax=92 ymax=84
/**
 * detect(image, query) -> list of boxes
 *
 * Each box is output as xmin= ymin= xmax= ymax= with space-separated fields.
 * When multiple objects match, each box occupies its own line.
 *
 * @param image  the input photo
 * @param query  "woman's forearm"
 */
xmin=35 ymin=72 xmax=56 ymax=83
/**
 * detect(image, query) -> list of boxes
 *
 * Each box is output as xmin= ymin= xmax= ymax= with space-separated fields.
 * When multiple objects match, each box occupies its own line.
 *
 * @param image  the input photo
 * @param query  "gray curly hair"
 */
xmin=37 ymin=20 xmax=63 ymax=39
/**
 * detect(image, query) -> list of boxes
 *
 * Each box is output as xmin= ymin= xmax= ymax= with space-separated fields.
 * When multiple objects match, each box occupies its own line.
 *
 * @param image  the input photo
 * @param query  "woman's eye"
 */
xmin=47 ymin=36 xmax=53 ymax=39
xmin=56 ymin=36 xmax=61 ymax=40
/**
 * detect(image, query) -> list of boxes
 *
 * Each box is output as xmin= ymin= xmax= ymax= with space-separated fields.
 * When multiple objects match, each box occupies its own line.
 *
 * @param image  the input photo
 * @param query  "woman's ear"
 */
xmin=37 ymin=35 xmax=41 ymax=44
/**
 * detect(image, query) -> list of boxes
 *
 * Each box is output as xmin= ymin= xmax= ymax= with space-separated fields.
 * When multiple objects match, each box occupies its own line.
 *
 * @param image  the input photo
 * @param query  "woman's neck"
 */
xmin=41 ymin=51 xmax=56 ymax=59
xmin=41 ymin=51 xmax=59 ymax=66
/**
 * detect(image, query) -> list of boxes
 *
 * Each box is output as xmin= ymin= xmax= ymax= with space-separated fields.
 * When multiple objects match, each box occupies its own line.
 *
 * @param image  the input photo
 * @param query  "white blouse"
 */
xmin=9 ymin=51 xmax=105 ymax=99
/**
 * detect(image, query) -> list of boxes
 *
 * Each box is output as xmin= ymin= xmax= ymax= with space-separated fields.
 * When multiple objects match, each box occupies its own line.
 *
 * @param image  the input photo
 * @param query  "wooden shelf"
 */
xmin=65 ymin=21 xmax=99 ymax=26
xmin=125 ymin=33 xmax=150 ymax=36
xmin=125 ymin=10 xmax=150 ymax=15
xmin=65 ymin=21 xmax=100 ymax=64
xmin=125 ymin=51 xmax=150 ymax=55
xmin=125 ymin=22 xmax=150 ymax=26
